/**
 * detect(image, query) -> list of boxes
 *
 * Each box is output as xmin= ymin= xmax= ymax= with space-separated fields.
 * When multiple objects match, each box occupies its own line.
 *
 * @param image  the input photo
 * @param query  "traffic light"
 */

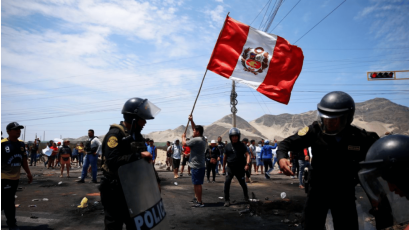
xmin=370 ymin=72 xmax=394 ymax=79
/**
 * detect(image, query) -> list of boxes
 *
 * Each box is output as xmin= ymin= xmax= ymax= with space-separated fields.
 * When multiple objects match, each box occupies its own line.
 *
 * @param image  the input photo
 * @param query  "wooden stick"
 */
xmin=184 ymin=12 xmax=230 ymax=135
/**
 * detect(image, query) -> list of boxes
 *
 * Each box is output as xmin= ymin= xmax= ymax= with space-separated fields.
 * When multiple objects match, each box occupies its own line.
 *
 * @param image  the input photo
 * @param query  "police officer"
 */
xmin=223 ymin=128 xmax=250 ymax=207
xmin=2 ymin=122 xmax=33 ymax=230
xmin=99 ymin=98 xmax=161 ymax=230
xmin=277 ymin=91 xmax=379 ymax=230
xmin=358 ymin=134 xmax=409 ymax=230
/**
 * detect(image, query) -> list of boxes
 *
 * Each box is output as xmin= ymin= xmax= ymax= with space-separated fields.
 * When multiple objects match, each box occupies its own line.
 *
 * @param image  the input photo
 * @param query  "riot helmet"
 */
xmin=122 ymin=97 xmax=161 ymax=123
xmin=316 ymin=91 xmax=355 ymax=135
xmin=229 ymin=128 xmax=241 ymax=142
xmin=359 ymin=135 xmax=409 ymax=203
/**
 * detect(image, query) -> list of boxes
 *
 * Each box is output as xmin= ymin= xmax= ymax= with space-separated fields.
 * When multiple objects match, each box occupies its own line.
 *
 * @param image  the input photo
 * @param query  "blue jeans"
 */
xmin=81 ymin=154 xmax=98 ymax=181
xmin=78 ymin=153 xmax=84 ymax=166
xmin=30 ymin=153 xmax=37 ymax=165
xmin=298 ymin=160 xmax=310 ymax=186
xmin=272 ymin=157 xmax=278 ymax=168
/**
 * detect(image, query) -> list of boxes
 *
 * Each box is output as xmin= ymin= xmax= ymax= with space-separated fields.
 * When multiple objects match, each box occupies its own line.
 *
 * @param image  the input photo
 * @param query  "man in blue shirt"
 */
xmin=260 ymin=140 xmax=277 ymax=179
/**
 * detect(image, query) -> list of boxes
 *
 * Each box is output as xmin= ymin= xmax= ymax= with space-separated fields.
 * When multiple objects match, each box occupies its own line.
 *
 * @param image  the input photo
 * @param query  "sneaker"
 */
xmin=207 ymin=180 xmax=211 ymax=183
xmin=224 ymin=200 xmax=230 ymax=207
xmin=76 ymin=179 xmax=85 ymax=183
xmin=265 ymin=172 xmax=270 ymax=179
xmin=244 ymin=196 xmax=250 ymax=202
xmin=290 ymin=176 xmax=295 ymax=179
xmin=90 ymin=180 xmax=98 ymax=183
xmin=189 ymin=197 xmax=198 ymax=203
xmin=192 ymin=202 xmax=204 ymax=207
xmin=222 ymin=173 xmax=226 ymax=176
xmin=180 ymin=173 xmax=183 ymax=177
xmin=212 ymin=180 xmax=216 ymax=183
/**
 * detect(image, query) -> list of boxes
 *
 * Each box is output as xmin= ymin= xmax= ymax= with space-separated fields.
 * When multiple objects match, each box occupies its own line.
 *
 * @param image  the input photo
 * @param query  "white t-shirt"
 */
xmin=171 ymin=144 xmax=183 ymax=159
xmin=272 ymin=148 xmax=277 ymax=158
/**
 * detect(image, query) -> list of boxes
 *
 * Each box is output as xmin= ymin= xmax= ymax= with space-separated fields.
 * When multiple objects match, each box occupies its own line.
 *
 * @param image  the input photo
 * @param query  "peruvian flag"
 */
xmin=207 ymin=16 xmax=304 ymax=105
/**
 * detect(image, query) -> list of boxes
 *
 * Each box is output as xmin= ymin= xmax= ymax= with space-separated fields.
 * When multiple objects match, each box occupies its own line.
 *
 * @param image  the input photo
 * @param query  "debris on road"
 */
xmin=280 ymin=192 xmax=286 ymax=199
xmin=15 ymin=204 xmax=20 ymax=208
xmin=265 ymin=197 xmax=269 ymax=200
xmin=58 ymin=181 xmax=63 ymax=185
xmin=78 ymin=197 xmax=88 ymax=208
xmin=29 ymin=205 xmax=37 ymax=207
xmin=174 ymin=182 xmax=178 ymax=186
xmin=218 ymin=197 xmax=223 ymax=200
xmin=43 ymin=198 xmax=49 ymax=201
xmin=30 ymin=216 xmax=39 ymax=219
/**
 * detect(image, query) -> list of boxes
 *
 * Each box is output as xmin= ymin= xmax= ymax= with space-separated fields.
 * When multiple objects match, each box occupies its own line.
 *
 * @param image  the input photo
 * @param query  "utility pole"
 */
xmin=44 ymin=131 xmax=45 ymax=141
xmin=230 ymin=80 xmax=238 ymax=128
xmin=23 ymin=126 xmax=26 ymax=141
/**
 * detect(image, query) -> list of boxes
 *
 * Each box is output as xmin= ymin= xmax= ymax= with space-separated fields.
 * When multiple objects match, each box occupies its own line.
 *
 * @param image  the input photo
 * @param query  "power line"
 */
xmin=293 ymin=0 xmax=347 ymax=44
xmin=270 ymin=0 xmax=301 ymax=32
xmin=250 ymin=0 xmax=272 ymax=26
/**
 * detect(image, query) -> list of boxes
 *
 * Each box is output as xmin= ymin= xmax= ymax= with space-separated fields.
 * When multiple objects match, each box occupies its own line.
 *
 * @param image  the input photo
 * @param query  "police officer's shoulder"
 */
xmin=1 ymin=138 xmax=8 ymax=143
xmin=296 ymin=121 xmax=319 ymax=137
xmin=350 ymin=124 xmax=380 ymax=140
xmin=109 ymin=123 xmax=126 ymax=136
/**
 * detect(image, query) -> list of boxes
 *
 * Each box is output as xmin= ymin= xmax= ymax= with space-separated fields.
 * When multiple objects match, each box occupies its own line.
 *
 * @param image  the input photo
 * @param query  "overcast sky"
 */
xmin=1 ymin=0 xmax=409 ymax=141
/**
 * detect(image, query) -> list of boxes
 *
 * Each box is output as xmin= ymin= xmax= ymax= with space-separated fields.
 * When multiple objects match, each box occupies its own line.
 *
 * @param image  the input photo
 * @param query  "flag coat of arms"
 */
xmin=207 ymin=16 xmax=304 ymax=105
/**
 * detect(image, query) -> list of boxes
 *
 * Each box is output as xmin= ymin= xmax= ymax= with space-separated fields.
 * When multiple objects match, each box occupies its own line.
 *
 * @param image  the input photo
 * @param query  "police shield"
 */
xmin=118 ymin=160 xmax=168 ymax=230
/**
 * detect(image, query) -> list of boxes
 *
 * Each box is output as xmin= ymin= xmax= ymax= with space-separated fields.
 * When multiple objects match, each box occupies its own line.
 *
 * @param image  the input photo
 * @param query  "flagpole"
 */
xmin=184 ymin=12 xmax=230 ymax=135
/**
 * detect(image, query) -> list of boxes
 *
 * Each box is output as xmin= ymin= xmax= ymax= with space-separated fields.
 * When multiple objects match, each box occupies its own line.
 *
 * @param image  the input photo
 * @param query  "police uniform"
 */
xmin=100 ymin=123 xmax=160 ymax=230
xmin=1 ymin=138 xmax=27 ymax=227
xmin=277 ymin=121 xmax=379 ymax=230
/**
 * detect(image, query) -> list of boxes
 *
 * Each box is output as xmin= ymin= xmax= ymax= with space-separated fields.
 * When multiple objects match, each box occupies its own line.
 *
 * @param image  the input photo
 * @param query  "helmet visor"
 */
xmin=358 ymin=168 xmax=384 ymax=207
xmin=317 ymin=111 xmax=347 ymax=135
xmin=138 ymin=100 xmax=161 ymax=120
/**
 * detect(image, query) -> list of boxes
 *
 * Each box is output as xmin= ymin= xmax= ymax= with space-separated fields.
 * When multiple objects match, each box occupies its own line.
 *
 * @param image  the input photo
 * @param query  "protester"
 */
xmin=217 ymin=136 xmax=225 ymax=175
xmin=145 ymin=138 xmax=150 ymax=147
xmin=261 ymin=140 xmax=277 ymax=179
xmin=181 ymin=138 xmax=191 ymax=176
xmin=29 ymin=139 xmax=39 ymax=166
xmin=1 ymin=122 xmax=33 ymax=230
xmin=206 ymin=140 xmax=220 ymax=183
xmin=147 ymin=139 xmax=157 ymax=164
xmin=242 ymin=138 xmax=252 ymax=183
xmin=44 ymin=140 xmax=54 ymax=167
xmin=166 ymin=141 xmax=172 ymax=171
xmin=58 ymin=140 xmax=72 ymax=178
xmin=71 ymin=144 xmax=79 ymax=166
xmin=249 ymin=140 xmax=256 ymax=175
xmin=255 ymin=141 xmax=263 ymax=174
xmin=223 ymin=128 xmax=250 ymax=207
xmin=48 ymin=142 xmax=59 ymax=169
xmin=171 ymin=139 xmax=183 ymax=179
xmin=182 ymin=115 xmax=207 ymax=207
xmin=77 ymin=142 xmax=84 ymax=168
xmin=56 ymin=142 xmax=62 ymax=168
xmin=77 ymin=129 xmax=101 ymax=183
xmin=290 ymin=151 xmax=300 ymax=179
xmin=298 ymin=148 xmax=310 ymax=189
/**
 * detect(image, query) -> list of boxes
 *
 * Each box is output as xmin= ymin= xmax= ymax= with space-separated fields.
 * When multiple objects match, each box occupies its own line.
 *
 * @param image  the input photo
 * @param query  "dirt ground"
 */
xmin=1 ymin=160 xmax=388 ymax=230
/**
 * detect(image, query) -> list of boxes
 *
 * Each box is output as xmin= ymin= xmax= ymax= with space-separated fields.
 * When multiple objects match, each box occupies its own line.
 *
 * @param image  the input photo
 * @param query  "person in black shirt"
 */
xmin=206 ymin=140 xmax=220 ymax=183
xmin=277 ymin=91 xmax=379 ymax=230
xmin=217 ymin=136 xmax=225 ymax=175
xmin=223 ymin=128 xmax=251 ymax=207
xmin=29 ymin=139 xmax=39 ymax=166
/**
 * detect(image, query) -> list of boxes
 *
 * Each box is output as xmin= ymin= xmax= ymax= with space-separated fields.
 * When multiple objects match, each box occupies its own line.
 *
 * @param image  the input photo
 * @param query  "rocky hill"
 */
xmin=66 ymin=98 xmax=408 ymax=143
xmin=250 ymin=98 xmax=409 ymax=140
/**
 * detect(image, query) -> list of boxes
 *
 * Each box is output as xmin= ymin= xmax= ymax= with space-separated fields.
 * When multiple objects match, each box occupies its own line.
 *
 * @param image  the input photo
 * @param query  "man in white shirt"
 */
xmin=171 ymin=139 xmax=183 ymax=179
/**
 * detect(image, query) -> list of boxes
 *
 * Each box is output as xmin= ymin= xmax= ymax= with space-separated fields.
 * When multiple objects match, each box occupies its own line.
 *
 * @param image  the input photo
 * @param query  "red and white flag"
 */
xmin=207 ymin=16 xmax=304 ymax=105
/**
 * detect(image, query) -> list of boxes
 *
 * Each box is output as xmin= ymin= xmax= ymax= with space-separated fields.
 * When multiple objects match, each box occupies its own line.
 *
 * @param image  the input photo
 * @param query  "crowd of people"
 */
xmin=23 ymin=129 xmax=101 ymax=181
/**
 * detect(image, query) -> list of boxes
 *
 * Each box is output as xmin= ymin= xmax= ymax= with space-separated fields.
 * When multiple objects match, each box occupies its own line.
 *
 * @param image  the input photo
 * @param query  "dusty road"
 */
xmin=2 ymin=162 xmax=375 ymax=230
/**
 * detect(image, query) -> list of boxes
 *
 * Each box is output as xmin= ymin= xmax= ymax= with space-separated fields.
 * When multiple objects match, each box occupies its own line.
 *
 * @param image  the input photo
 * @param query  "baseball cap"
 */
xmin=264 ymin=140 xmax=270 ymax=144
xmin=211 ymin=140 xmax=216 ymax=144
xmin=6 ymin=122 xmax=24 ymax=131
